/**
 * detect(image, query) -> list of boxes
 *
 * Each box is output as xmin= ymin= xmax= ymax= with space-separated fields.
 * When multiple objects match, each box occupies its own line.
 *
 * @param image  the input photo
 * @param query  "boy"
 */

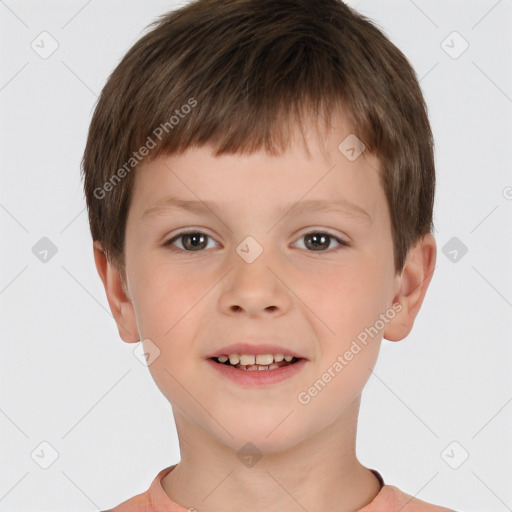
xmin=82 ymin=0 xmax=454 ymax=510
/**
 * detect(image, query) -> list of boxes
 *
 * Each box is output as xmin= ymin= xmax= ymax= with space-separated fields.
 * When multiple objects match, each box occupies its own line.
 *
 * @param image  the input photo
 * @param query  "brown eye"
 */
xmin=296 ymin=232 xmax=348 ymax=252
xmin=166 ymin=231 xmax=215 ymax=251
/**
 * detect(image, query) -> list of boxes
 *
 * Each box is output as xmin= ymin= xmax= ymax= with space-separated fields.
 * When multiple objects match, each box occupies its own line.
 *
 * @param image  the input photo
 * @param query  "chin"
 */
xmin=213 ymin=414 xmax=310 ymax=455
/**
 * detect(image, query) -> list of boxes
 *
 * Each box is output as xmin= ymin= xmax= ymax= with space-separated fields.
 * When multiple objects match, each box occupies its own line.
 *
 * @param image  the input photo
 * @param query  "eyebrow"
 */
xmin=141 ymin=196 xmax=371 ymax=222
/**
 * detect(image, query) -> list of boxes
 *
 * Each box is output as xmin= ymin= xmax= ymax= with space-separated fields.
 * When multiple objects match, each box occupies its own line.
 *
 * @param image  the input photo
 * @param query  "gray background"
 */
xmin=1 ymin=0 xmax=511 ymax=510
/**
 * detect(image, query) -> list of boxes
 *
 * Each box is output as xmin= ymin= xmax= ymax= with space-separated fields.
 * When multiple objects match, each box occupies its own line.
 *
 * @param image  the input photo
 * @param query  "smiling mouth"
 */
xmin=211 ymin=355 xmax=301 ymax=371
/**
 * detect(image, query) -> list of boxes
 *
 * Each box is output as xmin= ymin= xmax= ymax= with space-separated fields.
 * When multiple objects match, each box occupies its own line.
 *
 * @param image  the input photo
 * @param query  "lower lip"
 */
xmin=207 ymin=358 xmax=307 ymax=386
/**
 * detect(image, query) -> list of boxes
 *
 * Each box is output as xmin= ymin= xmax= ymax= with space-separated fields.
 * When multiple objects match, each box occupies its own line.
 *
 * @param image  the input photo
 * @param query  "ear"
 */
xmin=93 ymin=241 xmax=140 ymax=343
xmin=384 ymin=233 xmax=437 ymax=341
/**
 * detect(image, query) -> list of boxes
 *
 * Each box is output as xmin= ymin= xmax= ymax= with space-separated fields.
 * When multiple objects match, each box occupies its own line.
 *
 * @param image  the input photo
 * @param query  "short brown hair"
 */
xmin=81 ymin=0 xmax=435 ymax=274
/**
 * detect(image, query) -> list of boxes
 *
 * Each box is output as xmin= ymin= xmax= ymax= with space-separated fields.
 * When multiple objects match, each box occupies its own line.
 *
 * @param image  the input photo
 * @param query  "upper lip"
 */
xmin=206 ymin=342 xmax=307 ymax=360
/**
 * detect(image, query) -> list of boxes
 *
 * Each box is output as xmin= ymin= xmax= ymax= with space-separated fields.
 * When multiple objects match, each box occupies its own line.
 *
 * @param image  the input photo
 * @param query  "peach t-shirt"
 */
xmin=103 ymin=465 xmax=455 ymax=512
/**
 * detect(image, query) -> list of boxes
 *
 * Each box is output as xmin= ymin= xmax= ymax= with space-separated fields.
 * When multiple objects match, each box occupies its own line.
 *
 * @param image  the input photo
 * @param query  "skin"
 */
xmin=94 ymin=113 xmax=436 ymax=512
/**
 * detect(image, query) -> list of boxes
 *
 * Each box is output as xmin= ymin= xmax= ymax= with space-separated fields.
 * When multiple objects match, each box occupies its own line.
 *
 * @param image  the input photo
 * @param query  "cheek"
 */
xmin=129 ymin=258 xmax=209 ymax=376
xmin=293 ymin=255 xmax=393 ymax=343
xmin=295 ymin=342 xmax=379 ymax=433
xmin=129 ymin=256 xmax=205 ymax=338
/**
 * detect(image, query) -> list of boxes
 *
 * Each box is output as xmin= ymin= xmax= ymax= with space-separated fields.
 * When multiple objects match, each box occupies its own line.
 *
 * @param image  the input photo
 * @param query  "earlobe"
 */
xmin=383 ymin=234 xmax=437 ymax=342
xmin=93 ymin=241 xmax=140 ymax=343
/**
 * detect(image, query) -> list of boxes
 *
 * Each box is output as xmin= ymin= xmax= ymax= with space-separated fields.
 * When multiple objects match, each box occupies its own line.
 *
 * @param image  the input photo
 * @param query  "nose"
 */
xmin=219 ymin=252 xmax=292 ymax=318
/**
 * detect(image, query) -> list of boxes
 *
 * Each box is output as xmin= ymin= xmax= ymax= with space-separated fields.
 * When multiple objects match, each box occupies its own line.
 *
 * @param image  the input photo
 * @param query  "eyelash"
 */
xmin=163 ymin=230 xmax=350 ymax=254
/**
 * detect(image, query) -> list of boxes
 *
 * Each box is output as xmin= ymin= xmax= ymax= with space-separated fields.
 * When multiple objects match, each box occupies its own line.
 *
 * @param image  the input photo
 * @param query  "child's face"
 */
xmin=116 ymin=117 xmax=404 ymax=451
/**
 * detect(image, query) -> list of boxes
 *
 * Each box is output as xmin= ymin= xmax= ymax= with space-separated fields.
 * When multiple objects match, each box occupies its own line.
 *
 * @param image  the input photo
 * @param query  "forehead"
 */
xmin=129 ymin=113 xmax=385 ymax=224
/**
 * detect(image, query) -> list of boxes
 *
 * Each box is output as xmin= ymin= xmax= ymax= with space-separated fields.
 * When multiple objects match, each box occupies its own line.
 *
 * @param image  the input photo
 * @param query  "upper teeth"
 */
xmin=216 ymin=354 xmax=295 ymax=365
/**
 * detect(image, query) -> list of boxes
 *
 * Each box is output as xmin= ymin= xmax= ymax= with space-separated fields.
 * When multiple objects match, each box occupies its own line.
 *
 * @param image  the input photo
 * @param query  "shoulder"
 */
xmin=100 ymin=492 xmax=148 ymax=512
xmin=360 ymin=484 xmax=456 ymax=512
xmin=100 ymin=487 xmax=155 ymax=512
xmin=101 ymin=465 xmax=184 ymax=512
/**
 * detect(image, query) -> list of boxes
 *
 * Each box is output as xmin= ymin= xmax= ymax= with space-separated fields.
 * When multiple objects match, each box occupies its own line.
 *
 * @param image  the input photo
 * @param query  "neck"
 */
xmin=162 ymin=397 xmax=382 ymax=512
